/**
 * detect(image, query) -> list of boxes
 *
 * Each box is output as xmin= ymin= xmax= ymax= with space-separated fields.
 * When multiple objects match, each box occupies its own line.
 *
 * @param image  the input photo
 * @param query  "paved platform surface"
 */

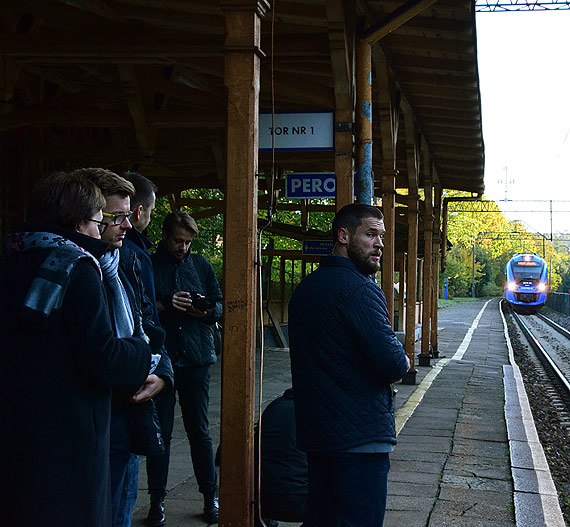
xmin=132 ymin=298 xmax=564 ymax=526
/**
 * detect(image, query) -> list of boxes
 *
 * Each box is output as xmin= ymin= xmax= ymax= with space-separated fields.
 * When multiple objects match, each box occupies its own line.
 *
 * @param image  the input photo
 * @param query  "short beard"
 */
xmin=347 ymin=240 xmax=380 ymax=275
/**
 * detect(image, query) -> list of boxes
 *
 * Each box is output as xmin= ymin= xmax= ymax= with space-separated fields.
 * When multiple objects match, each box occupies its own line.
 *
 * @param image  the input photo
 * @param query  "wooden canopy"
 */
xmin=1 ymin=0 xmax=483 ymax=219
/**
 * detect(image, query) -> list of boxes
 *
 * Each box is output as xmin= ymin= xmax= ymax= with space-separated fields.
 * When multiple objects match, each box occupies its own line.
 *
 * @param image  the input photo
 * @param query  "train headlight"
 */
xmin=507 ymin=282 xmax=517 ymax=291
xmin=538 ymin=283 xmax=547 ymax=292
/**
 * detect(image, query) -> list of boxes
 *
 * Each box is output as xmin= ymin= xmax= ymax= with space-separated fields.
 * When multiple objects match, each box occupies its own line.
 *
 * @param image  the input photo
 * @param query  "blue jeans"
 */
xmin=304 ymin=451 xmax=390 ymax=527
xmin=113 ymin=454 xmax=139 ymax=527
xmin=147 ymin=365 xmax=217 ymax=497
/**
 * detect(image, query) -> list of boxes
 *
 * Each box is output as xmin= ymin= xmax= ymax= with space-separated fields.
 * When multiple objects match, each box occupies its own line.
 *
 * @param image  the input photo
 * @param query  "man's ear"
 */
xmin=337 ymin=227 xmax=349 ymax=246
xmin=132 ymin=204 xmax=143 ymax=223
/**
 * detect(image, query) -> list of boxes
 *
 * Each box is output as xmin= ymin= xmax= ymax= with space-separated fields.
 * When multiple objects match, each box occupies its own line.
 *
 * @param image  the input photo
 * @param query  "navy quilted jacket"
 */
xmin=288 ymin=256 xmax=408 ymax=453
xmin=151 ymin=243 xmax=222 ymax=366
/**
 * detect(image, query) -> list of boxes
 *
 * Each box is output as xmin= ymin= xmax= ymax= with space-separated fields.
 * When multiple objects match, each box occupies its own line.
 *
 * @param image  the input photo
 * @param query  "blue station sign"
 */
xmin=285 ymin=172 xmax=336 ymax=199
xmin=302 ymin=240 xmax=334 ymax=256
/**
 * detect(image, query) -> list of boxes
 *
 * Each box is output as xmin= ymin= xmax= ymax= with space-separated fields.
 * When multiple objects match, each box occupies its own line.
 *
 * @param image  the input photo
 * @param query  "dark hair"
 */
xmin=331 ymin=203 xmax=384 ymax=244
xmin=122 ymin=172 xmax=157 ymax=209
xmin=70 ymin=168 xmax=135 ymax=198
xmin=26 ymin=172 xmax=106 ymax=229
xmin=162 ymin=211 xmax=199 ymax=237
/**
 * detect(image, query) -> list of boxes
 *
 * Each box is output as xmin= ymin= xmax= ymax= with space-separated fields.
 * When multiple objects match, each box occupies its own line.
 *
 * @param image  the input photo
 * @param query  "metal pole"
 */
xmin=355 ymin=37 xmax=373 ymax=204
xmin=471 ymin=240 xmax=476 ymax=298
xmin=550 ymin=200 xmax=553 ymax=241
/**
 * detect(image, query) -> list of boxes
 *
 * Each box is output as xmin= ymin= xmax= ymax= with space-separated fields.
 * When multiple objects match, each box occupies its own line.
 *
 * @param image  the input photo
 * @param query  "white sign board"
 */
xmin=259 ymin=111 xmax=334 ymax=151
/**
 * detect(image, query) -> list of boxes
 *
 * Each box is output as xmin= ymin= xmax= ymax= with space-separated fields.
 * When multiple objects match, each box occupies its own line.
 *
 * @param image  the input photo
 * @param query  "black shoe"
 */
xmin=203 ymin=492 xmax=219 ymax=524
xmin=146 ymin=495 xmax=166 ymax=526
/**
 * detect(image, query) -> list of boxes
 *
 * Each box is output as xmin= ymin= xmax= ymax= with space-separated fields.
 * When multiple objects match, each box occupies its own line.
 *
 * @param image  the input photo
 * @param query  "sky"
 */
xmin=475 ymin=9 xmax=570 ymax=236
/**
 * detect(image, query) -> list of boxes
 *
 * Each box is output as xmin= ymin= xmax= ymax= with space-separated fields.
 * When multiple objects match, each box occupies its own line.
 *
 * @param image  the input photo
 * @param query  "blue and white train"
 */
xmin=504 ymin=253 xmax=548 ymax=313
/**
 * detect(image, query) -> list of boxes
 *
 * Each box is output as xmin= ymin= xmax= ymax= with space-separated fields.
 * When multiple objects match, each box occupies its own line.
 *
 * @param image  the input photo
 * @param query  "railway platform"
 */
xmin=132 ymin=298 xmax=566 ymax=527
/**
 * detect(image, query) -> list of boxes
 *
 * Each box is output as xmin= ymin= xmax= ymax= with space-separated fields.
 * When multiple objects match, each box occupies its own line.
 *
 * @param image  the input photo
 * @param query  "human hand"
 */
xmin=186 ymin=303 xmax=207 ymax=318
xmin=131 ymin=374 xmax=166 ymax=403
xmin=406 ymin=355 xmax=411 ymax=371
xmin=172 ymin=291 xmax=192 ymax=312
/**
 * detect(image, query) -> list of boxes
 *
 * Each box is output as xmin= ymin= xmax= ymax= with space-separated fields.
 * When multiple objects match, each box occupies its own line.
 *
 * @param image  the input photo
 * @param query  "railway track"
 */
xmin=511 ymin=310 xmax=570 ymax=399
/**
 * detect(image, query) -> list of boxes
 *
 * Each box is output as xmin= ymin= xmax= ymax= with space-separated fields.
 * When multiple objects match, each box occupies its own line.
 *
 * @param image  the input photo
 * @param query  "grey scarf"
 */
xmin=99 ymin=250 xmax=135 ymax=338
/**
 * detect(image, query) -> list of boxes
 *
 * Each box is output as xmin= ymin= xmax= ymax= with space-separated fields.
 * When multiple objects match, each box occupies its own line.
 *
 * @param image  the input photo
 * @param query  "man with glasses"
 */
xmin=151 ymin=211 xmax=222 ymax=524
xmin=72 ymin=168 xmax=173 ymax=527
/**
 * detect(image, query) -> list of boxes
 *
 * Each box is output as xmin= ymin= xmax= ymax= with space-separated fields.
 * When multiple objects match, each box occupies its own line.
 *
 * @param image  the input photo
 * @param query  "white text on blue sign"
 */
xmin=286 ymin=173 xmax=336 ymax=199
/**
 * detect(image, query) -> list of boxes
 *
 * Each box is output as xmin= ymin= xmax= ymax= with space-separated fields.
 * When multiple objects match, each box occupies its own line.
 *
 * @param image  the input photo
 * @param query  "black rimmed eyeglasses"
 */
xmin=88 ymin=218 xmax=109 ymax=235
xmin=102 ymin=211 xmax=133 ymax=225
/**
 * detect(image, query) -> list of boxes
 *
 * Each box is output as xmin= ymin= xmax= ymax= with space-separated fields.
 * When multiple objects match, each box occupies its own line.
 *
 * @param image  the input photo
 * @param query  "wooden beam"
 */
xmin=327 ymin=0 xmax=355 ymax=210
xmin=397 ymin=251 xmax=405 ymax=331
xmin=419 ymin=162 xmax=433 ymax=364
xmin=362 ymin=0 xmax=440 ymax=44
xmin=118 ymin=64 xmax=154 ymax=155
xmin=405 ymin=194 xmax=419 ymax=369
xmin=219 ymin=2 xmax=269 ymax=526
xmin=0 ymin=108 xmax=226 ymax=132
xmin=381 ymin=172 xmax=396 ymax=327
xmin=384 ymin=33 xmax=473 ymax=54
xmin=431 ymin=184 xmax=441 ymax=355
xmin=0 ymin=32 xmax=226 ymax=60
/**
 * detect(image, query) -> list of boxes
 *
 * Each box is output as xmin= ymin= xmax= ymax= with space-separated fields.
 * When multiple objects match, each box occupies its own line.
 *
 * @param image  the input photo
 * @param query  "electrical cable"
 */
xmin=254 ymin=2 xmax=277 ymax=526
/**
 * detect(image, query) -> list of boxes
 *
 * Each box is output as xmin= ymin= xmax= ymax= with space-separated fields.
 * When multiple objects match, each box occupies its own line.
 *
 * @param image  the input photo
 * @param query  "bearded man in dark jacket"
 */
xmin=289 ymin=203 xmax=410 ymax=527
xmin=151 ymin=211 xmax=223 ymax=524
xmin=0 ymin=172 xmax=152 ymax=527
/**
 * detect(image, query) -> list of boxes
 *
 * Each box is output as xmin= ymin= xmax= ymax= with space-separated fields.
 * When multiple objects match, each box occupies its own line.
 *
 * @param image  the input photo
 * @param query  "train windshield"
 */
xmin=512 ymin=261 xmax=544 ymax=280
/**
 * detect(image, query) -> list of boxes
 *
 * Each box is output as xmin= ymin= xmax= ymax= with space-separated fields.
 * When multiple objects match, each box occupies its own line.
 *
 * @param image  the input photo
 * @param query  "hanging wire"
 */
xmin=255 ymin=2 xmax=278 ymax=525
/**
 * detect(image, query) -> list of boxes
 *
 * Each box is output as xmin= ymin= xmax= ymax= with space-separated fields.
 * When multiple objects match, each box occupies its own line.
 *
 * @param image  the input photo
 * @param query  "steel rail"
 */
xmin=512 ymin=311 xmax=570 ymax=397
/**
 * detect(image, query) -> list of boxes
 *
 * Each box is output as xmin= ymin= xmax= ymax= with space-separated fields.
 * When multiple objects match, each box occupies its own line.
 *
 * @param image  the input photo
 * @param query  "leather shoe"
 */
xmin=146 ymin=495 xmax=166 ymax=526
xmin=203 ymin=492 xmax=219 ymax=524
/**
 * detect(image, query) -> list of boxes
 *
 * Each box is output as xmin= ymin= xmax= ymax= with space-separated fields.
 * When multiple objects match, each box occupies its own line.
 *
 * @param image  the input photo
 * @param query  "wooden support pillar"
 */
xmin=417 ymin=259 xmax=423 ymax=324
xmin=334 ymin=113 xmax=355 ymax=210
xmin=326 ymin=0 xmax=355 ymax=210
xmin=397 ymin=252 xmax=405 ymax=332
xmin=381 ymin=172 xmax=396 ymax=327
xmin=431 ymin=185 xmax=442 ymax=357
xmin=441 ymin=197 xmax=448 ymax=272
xmin=419 ymin=178 xmax=433 ymax=366
xmin=403 ymin=194 xmax=418 ymax=383
xmin=219 ymin=2 xmax=269 ymax=525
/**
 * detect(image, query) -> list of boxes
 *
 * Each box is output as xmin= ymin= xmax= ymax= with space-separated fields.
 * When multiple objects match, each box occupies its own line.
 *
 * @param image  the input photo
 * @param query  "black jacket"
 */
xmin=152 ymin=243 xmax=222 ymax=366
xmin=123 ymin=228 xmax=159 ymax=325
xmin=0 ymin=223 xmax=151 ymax=527
xmin=118 ymin=243 xmax=173 ymax=390
xmin=288 ymin=256 xmax=409 ymax=453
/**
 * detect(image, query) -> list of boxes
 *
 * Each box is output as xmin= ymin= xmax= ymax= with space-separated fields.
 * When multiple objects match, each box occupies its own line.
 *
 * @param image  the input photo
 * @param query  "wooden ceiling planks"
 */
xmin=0 ymin=0 xmax=484 ymax=200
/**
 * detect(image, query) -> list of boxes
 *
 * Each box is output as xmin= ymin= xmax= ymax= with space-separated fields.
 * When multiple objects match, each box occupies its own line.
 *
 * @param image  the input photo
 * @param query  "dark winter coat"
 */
xmin=0 ymin=224 xmax=151 ymax=527
xmin=288 ymin=255 xmax=409 ymax=453
xmin=123 ymin=228 xmax=159 ymax=325
xmin=118 ymin=243 xmax=173 ymax=390
xmin=151 ymin=242 xmax=222 ymax=366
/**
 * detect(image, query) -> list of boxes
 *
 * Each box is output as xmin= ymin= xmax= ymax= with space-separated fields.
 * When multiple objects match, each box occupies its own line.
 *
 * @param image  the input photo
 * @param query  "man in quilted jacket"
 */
xmin=289 ymin=203 xmax=410 ymax=527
